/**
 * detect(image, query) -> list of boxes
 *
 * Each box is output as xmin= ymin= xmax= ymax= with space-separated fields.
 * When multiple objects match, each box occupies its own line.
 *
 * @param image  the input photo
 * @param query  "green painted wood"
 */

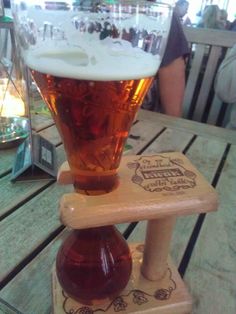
xmin=0 ymin=148 xmax=17 ymax=176
xmin=127 ymin=125 xmax=195 ymax=250
xmin=0 ymin=298 xmax=20 ymax=314
xmin=0 ymin=174 xmax=51 ymax=217
xmin=0 ymin=230 xmax=68 ymax=314
xmin=139 ymin=110 xmax=236 ymax=145
xmin=31 ymin=114 xmax=54 ymax=132
xmin=128 ymin=134 xmax=227 ymax=269
xmin=126 ymin=120 xmax=164 ymax=155
xmin=184 ymin=145 xmax=236 ymax=314
xmin=143 ymin=127 xmax=194 ymax=154
xmin=172 ymin=135 xmax=226 ymax=264
xmin=38 ymin=125 xmax=62 ymax=146
xmin=0 ymin=225 xmax=129 ymax=314
xmin=0 ymin=181 xmax=72 ymax=282
xmin=0 ymin=145 xmax=66 ymax=219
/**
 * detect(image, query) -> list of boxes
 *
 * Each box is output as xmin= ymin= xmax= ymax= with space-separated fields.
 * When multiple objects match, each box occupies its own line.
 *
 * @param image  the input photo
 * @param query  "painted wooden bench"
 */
xmin=183 ymin=26 xmax=236 ymax=126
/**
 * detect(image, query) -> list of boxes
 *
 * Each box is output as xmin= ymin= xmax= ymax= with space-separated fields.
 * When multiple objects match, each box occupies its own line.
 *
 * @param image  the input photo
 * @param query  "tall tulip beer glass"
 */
xmin=11 ymin=0 xmax=172 ymax=305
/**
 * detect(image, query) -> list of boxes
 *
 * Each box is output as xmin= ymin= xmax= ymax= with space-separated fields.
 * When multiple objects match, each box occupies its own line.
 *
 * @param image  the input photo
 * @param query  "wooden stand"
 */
xmin=52 ymin=152 xmax=218 ymax=314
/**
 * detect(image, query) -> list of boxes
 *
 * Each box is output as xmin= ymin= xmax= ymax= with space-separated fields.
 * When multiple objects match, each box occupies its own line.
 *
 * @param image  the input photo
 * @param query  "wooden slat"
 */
xmin=0 ymin=181 xmax=72 ymax=282
xmin=207 ymin=46 xmax=233 ymax=125
xmin=143 ymin=127 xmax=194 ymax=154
xmin=0 ymin=221 xmax=128 ymax=314
xmin=0 ymin=148 xmax=17 ymax=176
xmin=182 ymin=44 xmax=206 ymax=119
xmin=0 ymin=174 xmax=51 ymax=218
xmin=128 ymin=135 xmax=227 ymax=268
xmin=172 ymin=135 xmax=227 ymax=263
xmin=183 ymin=27 xmax=236 ymax=48
xmin=184 ymin=145 xmax=236 ymax=314
xmin=222 ymin=103 xmax=233 ymax=128
xmin=0 ymin=230 xmax=69 ymax=314
xmin=192 ymin=46 xmax=222 ymax=122
xmin=139 ymin=110 xmax=236 ymax=145
xmin=0 ymin=298 xmax=20 ymax=314
xmin=38 ymin=124 xmax=62 ymax=146
xmin=126 ymin=120 xmax=164 ymax=154
xmin=207 ymin=94 xmax=223 ymax=125
xmin=31 ymin=114 xmax=54 ymax=132
xmin=0 ymin=144 xmax=66 ymax=218
xmin=182 ymin=27 xmax=236 ymax=126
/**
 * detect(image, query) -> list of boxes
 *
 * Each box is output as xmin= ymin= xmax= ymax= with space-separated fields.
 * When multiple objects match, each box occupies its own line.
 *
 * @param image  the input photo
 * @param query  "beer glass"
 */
xmin=11 ymin=0 xmax=173 ymax=305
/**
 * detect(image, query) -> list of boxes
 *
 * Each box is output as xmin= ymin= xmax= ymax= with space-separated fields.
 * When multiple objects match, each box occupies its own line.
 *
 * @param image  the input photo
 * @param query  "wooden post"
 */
xmin=141 ymin=216 xmax=176 ymax=281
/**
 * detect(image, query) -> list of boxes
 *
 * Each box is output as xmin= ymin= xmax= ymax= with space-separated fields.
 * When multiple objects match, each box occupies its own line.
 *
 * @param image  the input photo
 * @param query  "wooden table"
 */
xmin=0 ymin=109 xmax=236 ymax=314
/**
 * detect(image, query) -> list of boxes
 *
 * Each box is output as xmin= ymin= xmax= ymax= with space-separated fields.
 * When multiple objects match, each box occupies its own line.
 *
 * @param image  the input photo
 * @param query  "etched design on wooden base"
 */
xmin=61 ymin=267 xmax=177 ymax=314
xmin=53 ymin=244 xmax=192 ymax=314
xmin=127 ymin=154 xmax=196 ymax=192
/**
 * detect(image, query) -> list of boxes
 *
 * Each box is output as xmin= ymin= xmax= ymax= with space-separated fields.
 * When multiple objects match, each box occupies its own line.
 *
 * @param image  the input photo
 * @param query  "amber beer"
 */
xmin=31 ymin=69 xmax=153 ymax=193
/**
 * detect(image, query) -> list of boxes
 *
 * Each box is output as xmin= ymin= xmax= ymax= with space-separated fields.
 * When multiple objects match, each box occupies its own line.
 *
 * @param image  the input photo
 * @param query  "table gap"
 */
xmin=123 ymin=222 xmax=139 ymax=240
xmin=122 ymin=131 xmax=198 ymax=241
xmin=0 ymin=170 xmax=11 ymax=179
xmin=32 ymin=123 xmax=55 ymax=132
xmin=182 ymin=135 xmax=197 ymax=154
xmin=137 ymin=127 xmax=166 ymax=155
xmin=0 ymin=225 xmax=65 ymax=290
xmin=0 ymin=297 xmax=24 ymax=314
xmin=178 ymin=143 xmax=231 ymax=277
xmin=0 ymin=180 xmax=55 ymax=222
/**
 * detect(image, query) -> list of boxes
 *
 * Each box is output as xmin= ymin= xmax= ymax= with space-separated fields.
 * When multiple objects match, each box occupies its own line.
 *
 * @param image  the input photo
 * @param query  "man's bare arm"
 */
xmin=158 ymin=57 xmax=186 ymax=117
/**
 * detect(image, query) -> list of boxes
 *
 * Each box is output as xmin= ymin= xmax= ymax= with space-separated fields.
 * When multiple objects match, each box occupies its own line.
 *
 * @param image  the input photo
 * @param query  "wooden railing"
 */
xmin=183 ymin=27 xmax=236 ymax=127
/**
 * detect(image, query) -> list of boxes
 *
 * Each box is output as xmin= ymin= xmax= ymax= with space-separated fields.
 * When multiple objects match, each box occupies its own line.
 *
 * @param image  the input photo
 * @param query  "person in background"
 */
xmin=197 ymin=5 xmax=224 ymax=30
xmin=218 ymin=9 xmax=231 ymax=30
xmin=174 ymin=0 xmax=192 ymax=27
xmin=214 ymin=44 xmax=236 ymax=129
xmin=142 ymin=11 xmax=189 ymax=117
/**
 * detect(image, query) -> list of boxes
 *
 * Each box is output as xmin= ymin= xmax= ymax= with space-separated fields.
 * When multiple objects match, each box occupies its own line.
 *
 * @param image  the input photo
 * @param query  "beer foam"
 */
xmin=22 ymin=9 xmax=170 ymax=80
xmin=24 ymin=39 xmax=161 ymax=81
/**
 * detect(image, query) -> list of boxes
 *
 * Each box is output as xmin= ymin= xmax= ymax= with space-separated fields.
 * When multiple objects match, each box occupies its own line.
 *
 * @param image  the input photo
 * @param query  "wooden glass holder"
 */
xmin=52 ymin=152 xmax=218 ymax=314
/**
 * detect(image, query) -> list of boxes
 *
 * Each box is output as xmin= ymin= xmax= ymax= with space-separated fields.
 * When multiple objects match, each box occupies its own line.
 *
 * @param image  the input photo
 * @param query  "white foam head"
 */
xmin=19 ymin=8 xmax=172 ymax=80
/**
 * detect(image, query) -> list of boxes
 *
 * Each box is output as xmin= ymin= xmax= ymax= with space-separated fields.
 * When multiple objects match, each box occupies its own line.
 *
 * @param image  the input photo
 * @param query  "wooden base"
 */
xmin=52 ymin=243 xmax=192 ymax=314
